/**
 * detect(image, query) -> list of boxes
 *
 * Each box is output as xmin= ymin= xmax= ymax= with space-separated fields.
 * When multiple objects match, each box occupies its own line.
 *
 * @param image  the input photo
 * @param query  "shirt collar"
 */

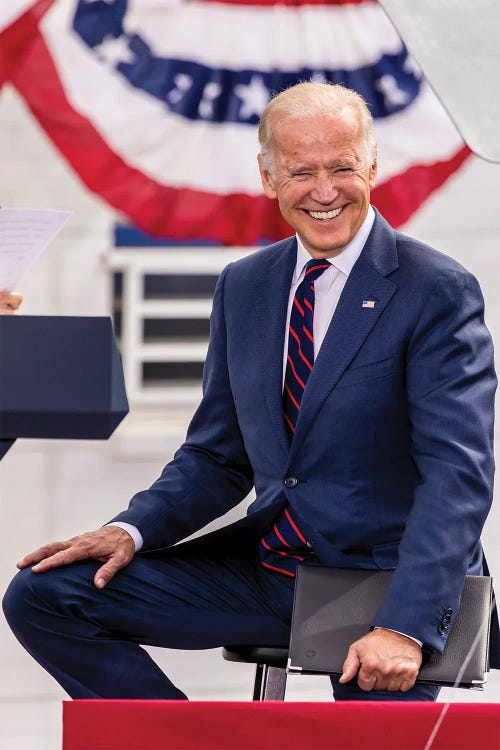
xmin=294 ymin=205 xmax=375 ymax=282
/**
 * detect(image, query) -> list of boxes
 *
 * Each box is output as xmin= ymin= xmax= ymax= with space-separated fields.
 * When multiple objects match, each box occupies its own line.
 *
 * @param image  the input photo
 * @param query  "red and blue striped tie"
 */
xmin=260 ymin=258 xmax=331 ymax=577
xmin=283 ymin=258 xmax=331 ymax=438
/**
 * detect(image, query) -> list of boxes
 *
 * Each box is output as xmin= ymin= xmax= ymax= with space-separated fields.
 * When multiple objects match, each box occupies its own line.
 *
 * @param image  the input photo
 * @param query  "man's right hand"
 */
xmin=17 ymin=526 xmax=135 ymax=589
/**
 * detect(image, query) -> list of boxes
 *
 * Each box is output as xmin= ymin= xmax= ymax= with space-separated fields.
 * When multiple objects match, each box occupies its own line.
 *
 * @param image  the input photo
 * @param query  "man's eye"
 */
xmin=292 ymin=172 xmax=311 ymax=179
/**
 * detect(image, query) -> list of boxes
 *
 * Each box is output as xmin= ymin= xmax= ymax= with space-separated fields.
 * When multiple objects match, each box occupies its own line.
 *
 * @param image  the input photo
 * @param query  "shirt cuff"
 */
xmin=374 ymin=627 xmax=423 ymax=648
xmin=106 ymin=522 xmax=143 ymax=552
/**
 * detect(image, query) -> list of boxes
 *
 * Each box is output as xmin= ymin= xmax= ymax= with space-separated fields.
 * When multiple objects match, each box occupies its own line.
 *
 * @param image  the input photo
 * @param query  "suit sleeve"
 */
xmin=110 ymin=266 xmax=254 ymax=550
xmin=372 ymin=267 xmax=496 ymax=652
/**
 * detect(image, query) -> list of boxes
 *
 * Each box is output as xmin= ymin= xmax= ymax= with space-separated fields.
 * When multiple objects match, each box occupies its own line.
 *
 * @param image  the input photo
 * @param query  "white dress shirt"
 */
xmin=283 ymin=206 xmax=375 ymax=384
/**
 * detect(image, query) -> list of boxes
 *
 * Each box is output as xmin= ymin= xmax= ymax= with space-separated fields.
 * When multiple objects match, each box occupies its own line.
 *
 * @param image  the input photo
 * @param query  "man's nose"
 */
xmin=310 ymin=173 xmax=339 ymax=203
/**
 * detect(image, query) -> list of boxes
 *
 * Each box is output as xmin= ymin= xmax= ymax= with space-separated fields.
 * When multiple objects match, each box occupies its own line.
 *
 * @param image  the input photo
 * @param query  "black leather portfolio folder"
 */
xmin=288 ymin=566 xmax=493 ymax=689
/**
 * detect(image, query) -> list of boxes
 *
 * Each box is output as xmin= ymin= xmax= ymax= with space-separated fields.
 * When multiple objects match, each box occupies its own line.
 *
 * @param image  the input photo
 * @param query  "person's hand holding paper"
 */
xmin=0 ymin=208 xmax=70 ymax=310
xmin=0 ymin=291 xmax=22 ymax=314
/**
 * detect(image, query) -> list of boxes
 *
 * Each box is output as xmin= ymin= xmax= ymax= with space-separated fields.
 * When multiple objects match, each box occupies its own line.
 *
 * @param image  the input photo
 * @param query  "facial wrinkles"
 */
xmin=276 ymin=111 xmax=364 ymax=157
xmin=272 ymin=137 xmax=369 ymax=199
xmin=287 ymin=160 xmax=369 ymax=188
xmin=273 ymin=156 xmax=369 ymax=209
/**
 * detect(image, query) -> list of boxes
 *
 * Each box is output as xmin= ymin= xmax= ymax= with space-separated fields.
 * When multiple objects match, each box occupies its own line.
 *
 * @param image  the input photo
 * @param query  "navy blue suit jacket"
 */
xmin=113 ymin=211 xmax=497 ymax=659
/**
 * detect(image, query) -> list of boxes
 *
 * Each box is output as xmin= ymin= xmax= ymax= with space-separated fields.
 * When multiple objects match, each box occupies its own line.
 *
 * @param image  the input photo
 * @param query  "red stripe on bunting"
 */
xmin=0 ymin=0 xmax=54 ymax=89
xmin=371 ymin=145 xmax=471 ymax=228
xmin=7 ymin=20 xmax=289 ymax=244
xmin=4 ymin=7 xmax=471 ymax=244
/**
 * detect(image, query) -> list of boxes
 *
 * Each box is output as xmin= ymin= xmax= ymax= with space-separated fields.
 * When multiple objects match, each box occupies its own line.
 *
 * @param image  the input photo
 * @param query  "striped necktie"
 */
xmin=259 ymin=258 xmax=331 ymax=577
xmin=283 ymin=258 xmax=331 ymax=437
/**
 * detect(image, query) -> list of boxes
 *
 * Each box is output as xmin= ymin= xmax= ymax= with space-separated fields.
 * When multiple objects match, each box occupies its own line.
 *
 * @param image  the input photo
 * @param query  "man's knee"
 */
xmin=3 ymin=567 xmax=44 ymax=635
xmin=3 ymin=562 xmax=95 ymax=636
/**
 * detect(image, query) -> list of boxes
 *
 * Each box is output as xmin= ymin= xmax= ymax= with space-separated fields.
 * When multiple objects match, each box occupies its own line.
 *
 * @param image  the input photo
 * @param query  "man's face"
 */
xmin=258 ymin=110 xmax=377 ymax=258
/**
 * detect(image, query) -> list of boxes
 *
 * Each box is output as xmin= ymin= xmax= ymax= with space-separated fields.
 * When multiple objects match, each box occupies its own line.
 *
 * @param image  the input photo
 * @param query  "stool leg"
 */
xmin=253 ymin=664 xmax=287 ymax=701
xmin=252 ymin=663 xmax=265 ymax=700
xmin=263 ymin=666 xmax=287 ymax=700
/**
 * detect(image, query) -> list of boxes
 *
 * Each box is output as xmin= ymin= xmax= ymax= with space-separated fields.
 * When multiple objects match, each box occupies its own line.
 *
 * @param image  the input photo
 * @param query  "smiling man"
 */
xmin=4 ymin=82 xmax=498 ymax=702
xmin=258 ymin=87 xmax=377 ymax=259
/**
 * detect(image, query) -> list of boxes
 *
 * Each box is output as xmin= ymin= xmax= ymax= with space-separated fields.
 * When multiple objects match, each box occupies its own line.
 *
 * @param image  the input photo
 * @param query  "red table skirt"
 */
xmin=63 ymin=700 xmax=500 ymax=750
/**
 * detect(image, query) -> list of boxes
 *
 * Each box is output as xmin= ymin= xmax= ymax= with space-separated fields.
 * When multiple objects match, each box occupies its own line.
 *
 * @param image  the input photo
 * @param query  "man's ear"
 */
xmin=258 ymin=155 xmax=277 ymax=199
xmin=368 ymin=155 xmax=378 ymax=189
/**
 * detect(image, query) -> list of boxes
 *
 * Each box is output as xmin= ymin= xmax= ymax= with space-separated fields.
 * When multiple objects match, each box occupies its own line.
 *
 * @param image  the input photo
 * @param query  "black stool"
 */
xmin=222 ymin=645 xmax=289 ymax=700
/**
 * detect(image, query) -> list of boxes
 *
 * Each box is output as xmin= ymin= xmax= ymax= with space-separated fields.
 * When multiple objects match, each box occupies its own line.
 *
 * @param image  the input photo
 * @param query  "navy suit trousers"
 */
xmin=3 ymin=549 xmax=439 ymax=701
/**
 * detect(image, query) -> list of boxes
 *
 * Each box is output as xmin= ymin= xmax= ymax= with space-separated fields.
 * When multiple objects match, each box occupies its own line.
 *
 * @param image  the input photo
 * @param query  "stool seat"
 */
xmin=222 ymin=645 xmax=289 ymax=700
xmin=222 ymin=645 xmax=289 ymax=668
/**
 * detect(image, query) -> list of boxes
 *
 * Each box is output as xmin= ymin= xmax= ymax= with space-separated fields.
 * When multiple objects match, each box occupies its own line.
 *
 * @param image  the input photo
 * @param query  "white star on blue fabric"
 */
xmin=93 ymin=35 xmax=135 ymax=67
xmin=234 ymin=75 xmax=270 ymax=120
xmin=403 ymin=54 xmax=423 ymax=79
xmin=375 ymin=74 xmax=411 ymax=108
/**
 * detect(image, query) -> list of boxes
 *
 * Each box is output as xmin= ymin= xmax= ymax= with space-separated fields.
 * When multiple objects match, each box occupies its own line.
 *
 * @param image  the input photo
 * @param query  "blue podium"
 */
xmin=0 ymin=316 xmax=128 ymax=459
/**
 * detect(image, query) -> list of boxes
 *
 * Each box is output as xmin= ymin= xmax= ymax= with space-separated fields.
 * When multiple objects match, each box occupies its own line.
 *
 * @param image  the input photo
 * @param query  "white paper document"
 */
xmin=0 ymin=208 xmax=71 ymax=291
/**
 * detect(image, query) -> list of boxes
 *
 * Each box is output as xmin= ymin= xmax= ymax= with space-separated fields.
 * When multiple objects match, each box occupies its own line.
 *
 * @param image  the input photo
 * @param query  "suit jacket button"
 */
xmin=284 ymin=476 xmax=298 ymax=488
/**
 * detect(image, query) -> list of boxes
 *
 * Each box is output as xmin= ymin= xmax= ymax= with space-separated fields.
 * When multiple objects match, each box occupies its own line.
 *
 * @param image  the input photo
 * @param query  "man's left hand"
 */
xmin=339 ymin=628 xmax=422 ymax=692
xmin=0 ymin=291 xmax=22 ymax=314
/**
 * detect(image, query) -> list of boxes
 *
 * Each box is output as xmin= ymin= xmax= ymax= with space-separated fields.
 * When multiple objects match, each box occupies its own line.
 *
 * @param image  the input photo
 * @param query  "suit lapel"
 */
xmin=254 ymin=237 xmax=297 ymax=457
xmin=288 ymin=212 xmax=399 ymax=464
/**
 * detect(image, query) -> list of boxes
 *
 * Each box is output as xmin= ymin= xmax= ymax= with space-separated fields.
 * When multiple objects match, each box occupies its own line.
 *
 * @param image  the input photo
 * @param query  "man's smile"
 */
xmin=305 ymin=206 xmax=344 ymax=221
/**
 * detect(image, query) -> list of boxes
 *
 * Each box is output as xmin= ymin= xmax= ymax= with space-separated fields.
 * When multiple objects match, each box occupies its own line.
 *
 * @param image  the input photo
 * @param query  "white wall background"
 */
xmin=0 ymin=84 xmax=499 ymax=749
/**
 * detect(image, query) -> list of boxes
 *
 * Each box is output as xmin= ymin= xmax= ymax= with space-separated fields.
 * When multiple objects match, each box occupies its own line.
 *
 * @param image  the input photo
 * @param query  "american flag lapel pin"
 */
xmin=362 ymin=300 xmax=376 ymax=309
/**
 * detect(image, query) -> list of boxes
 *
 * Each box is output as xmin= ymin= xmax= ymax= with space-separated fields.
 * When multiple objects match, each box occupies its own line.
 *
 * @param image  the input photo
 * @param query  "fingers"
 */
xmin=340 ymin=630 xmax=421 ymax=692
xmin=31 ymin=544 xmax=89 ymax=573
xmin=399 ymin=680 xmax=413 ymax=693
xmin=339 ymin=645 xmax=361 ymax=684
xmin=358 ymin=662 xmax=418 ymax=692
xmin=17 ymin=527 xmax=136 ymax=580
xmin=94 ymin=555 xmax=129 ymax=589
xmin=357 ymin=660 xmax=379 ymax=691
xmin=92 ymin=531 xmax=137 ymax=588
xmin=18 ymin=536 xmax=94 ymax=573
xmin=0 ymin=291 xmax=22 ymax=313
xmin=357 ymin=661 xmax=415 ymax=692
xmin=17 ymin=542 xmax=70 ymax=569
xmin=386 ymin=678 xmax=412 ymax=692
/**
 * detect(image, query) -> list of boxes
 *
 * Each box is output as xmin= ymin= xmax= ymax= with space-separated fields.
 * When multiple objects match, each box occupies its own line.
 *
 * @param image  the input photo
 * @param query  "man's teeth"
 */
xmin=308 ymin=207 xmax=343 ymax=220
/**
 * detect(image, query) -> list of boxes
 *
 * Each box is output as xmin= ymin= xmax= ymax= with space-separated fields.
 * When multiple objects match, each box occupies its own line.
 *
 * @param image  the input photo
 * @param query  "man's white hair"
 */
xmin=258 ymin=81 xmax=377 ymax=173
